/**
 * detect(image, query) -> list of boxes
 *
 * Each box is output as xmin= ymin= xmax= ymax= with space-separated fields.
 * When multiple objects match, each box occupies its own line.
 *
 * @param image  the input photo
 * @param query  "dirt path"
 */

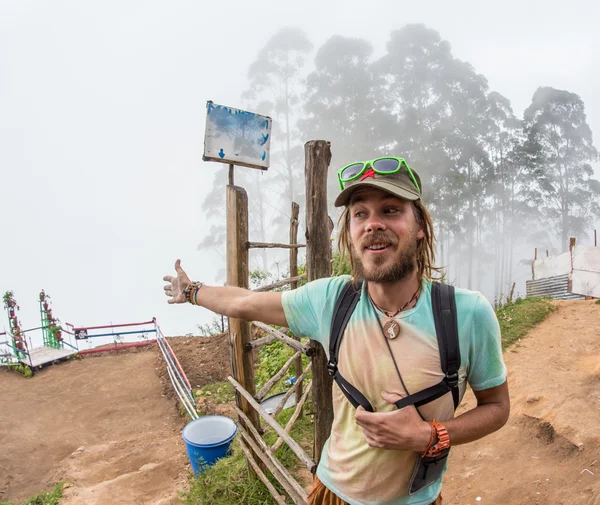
xmin=0 ymin=347 xmax=188 ymax=505
xmin=443 ymin=300 xmax=600 ymax=505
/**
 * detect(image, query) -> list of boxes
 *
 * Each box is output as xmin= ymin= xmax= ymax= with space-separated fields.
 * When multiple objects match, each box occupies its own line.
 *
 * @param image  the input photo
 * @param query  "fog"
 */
xmin=1 ymin=0 xmax=599 ymax=346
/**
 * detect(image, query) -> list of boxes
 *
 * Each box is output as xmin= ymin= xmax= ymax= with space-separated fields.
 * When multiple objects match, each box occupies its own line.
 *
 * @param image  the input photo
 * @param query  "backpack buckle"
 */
xmin=327 ymin=362 xmax=337 ymax=377
xmin=446 ymin=372 xmax=459 ymax=387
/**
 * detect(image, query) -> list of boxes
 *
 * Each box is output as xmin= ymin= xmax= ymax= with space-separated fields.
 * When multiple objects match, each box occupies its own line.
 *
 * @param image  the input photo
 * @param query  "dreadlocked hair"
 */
xmin=337 ymin=199 xmax=444 ymax=283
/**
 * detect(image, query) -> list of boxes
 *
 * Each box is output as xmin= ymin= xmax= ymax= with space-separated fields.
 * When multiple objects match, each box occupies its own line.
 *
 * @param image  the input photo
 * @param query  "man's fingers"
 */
xmin=174 ymin=259 xmax=183 ymax=273
xmin=163 ymin=285 xmax=172 ymax=292
xmin=167 ymin=298 xmax=176 ymax=304
xmin=381 ymin=391 xmax=402 ymax=404
xmin=163 ymin=275 xmax=174 ymax=283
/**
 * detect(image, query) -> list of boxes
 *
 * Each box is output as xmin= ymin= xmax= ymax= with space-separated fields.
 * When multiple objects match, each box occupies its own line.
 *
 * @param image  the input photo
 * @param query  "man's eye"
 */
xmin=354 ymin=211 xmax=366 ymax=218
xmin=384 ymin=207 xmax=399 ymax=214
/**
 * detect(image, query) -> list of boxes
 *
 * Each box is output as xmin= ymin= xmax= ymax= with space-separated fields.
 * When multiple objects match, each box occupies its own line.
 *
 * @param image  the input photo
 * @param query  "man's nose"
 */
xmin=365 ymin=216 xmax=386 ymax=233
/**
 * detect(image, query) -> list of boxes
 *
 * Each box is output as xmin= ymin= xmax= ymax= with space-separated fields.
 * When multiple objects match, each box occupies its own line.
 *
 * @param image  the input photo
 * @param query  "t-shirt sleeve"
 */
xmin=281 ymin=276 xmax=349 ymax=347
xmin=467 ymin=295 xmax=507 ymax=391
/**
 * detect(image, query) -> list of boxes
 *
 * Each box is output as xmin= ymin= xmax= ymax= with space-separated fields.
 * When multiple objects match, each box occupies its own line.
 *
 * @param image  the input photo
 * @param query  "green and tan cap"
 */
xmin=334 ymin=165 xmax=422 ymax=207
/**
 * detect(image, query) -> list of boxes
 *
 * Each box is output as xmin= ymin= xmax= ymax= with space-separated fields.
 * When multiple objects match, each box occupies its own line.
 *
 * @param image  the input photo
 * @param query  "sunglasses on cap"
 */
xmin=337 ymin=156 xmax=421 ymax=194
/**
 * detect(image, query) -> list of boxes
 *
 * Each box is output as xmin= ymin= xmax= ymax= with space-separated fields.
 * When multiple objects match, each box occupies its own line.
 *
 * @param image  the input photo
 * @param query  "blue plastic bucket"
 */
xmin=182 ymin=415 xmax=238 ymax=474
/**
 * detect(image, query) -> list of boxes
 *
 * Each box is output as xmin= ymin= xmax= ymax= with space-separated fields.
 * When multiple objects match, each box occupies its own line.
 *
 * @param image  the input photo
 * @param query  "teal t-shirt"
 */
xmin=281 ymin=276 xmax=506 ymax=505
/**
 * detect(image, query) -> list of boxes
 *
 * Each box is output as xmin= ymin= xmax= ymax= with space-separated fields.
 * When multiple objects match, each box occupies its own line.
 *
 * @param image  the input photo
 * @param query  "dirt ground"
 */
xmin=1 ymin=301 xmax=599 ymax=504
xmin=443 ymin=300 xmax=600 ymax=505
xmin=0 ymin=346 xmax=188 ymax=505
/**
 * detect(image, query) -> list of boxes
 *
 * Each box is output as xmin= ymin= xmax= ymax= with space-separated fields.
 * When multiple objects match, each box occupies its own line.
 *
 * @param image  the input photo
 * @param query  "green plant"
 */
xmin=496 ymin=296 xmax=555 ymax=349
xmin=595 ymin=299 xmax=600 ymax=305
xmin=2 ymin=290 xmax=14 ymax=308
xmin=332 ymin=252 xmax=351 ymax=276
xmin=8 ymin=363 xmax=33 ymax=378
xmin=0 ymin=482 xmax=65 ymax=505
xmin=255 ymin=341 xmax=296 ymax=391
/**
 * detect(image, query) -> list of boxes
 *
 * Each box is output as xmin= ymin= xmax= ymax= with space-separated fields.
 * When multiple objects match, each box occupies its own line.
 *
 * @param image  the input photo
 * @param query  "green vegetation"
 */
xmin=182 ymin=399 xmax=313 ymax=505
xmin=0 ymin=482 xmax=65 ymax=505
xmin=195 ymin=381 xmax=235 ymax=405
xmin=496 ymin=296 xmax=555 ymax=349
xmin=7 ymin=363 xmax=33 ymax=378
xmin=595 ymin=299 xmax=600 ymax=305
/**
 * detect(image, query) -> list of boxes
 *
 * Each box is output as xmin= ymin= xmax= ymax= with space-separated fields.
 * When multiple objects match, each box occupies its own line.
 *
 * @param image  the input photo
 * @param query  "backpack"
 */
xmin=327 ymin=280 xmax=460 ymax=413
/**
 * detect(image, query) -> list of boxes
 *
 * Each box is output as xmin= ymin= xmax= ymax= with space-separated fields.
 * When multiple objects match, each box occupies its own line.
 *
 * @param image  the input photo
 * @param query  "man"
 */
xmin=163 ymin=157 xmax=509 ymax=505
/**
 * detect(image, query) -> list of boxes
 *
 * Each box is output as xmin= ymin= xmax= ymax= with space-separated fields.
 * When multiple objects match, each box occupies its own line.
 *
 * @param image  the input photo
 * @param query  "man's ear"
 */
xmin=416 ymin=228 xmax=425 ymax=240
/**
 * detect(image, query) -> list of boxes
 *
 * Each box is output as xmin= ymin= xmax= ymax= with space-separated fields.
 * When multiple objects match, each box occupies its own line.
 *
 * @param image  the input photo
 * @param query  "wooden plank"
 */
xmin=247 ymin=242 xmax=306 ymax=249
xmin=246 ymin=334 xmax=277 ymax=349
xmin=252 ymin=322 xmax=312 ymax=355
xmin=228 ymin=376 xmax=317 ymax=473
xmin=252 ymin=274 xmax=307 ymax=293
xmin=234 ymin=405 xmax=308 ymax=502
xmin=227 ymin=185 xmax=260 ymax=432
xmin=256 ymin=351 xmax=302 ymax=402
xmin=290 ymin=202 xmax=304 ymax=404
xmin=237 ymin=437 xmax=290 ymax=505
xmin=304 ymin=140 xmax=334 ymax=466
xmin=272 ymin=362 xmax=312 ymax=418
xmin=271 ymin=380 xmax=313 ymax=453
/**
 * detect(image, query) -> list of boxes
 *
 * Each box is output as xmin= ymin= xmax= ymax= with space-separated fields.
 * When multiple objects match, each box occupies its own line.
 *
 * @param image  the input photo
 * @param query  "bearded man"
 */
xmin=163 ymin=157 xmax=509 ymax=505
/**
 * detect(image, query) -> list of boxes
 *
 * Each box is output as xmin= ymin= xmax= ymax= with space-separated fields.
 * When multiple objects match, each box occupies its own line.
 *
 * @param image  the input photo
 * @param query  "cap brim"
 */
xmin=334 ymin=180 xmax=420 ymax=207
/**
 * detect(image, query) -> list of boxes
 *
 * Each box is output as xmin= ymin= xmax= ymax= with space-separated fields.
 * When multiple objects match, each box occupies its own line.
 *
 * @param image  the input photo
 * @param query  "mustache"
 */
xmin=360 ymin=232 xmax=399 ymax=249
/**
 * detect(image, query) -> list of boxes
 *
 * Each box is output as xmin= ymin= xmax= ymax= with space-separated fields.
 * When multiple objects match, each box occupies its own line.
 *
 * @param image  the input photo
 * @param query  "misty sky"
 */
xmin=1 ymin=0 xmax=599 ymax=344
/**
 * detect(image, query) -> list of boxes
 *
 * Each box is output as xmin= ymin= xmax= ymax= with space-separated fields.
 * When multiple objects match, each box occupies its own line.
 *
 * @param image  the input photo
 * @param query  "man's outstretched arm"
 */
xmin=163 ymin=260 xmax=288 ymax=327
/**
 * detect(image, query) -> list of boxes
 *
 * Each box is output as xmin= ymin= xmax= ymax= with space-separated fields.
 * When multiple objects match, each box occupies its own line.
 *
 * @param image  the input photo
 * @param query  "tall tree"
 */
xmin=243 ymin=27 xmax=312 ymax=206
xmin=523 ymin=87 xmax=600 ymax=251
xmin=199 ymin=28 xmax=313 ymax=276
xmin=374 ymin=25 xmax=494 ymax=289
xmin=300 ymin=35 xmax=389 ymax=203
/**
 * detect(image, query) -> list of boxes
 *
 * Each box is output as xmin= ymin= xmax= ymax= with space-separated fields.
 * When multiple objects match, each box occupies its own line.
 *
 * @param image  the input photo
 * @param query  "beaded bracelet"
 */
xmin=184 ymin=282 xmax=204 ymax=305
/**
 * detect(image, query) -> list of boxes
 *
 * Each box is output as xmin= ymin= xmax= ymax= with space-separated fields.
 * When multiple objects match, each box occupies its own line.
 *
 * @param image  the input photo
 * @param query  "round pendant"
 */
xmin=383 ymin=319 xmax=401 ymax=340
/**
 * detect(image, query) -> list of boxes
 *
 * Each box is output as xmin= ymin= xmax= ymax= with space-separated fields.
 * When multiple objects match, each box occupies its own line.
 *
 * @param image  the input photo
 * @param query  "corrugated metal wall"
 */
xmin=526 ymin=274 xmax=585 ymax=300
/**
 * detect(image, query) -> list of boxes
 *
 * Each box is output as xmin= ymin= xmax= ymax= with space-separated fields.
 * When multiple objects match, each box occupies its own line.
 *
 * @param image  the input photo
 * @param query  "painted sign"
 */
xmin=203 ymin=101 xmax=272 ymax=170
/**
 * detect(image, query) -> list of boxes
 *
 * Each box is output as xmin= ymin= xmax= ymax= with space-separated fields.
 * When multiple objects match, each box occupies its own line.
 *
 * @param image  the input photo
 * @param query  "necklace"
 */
xmin=368 ymin=286 xmax=420 ymax=340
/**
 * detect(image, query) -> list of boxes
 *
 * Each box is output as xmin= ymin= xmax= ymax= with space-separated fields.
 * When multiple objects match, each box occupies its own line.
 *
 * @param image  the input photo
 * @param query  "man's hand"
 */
xmin=354 ymin=392 xmax=431 ymax=452
xmin=163 ymin=260 xmax=192 ymax=304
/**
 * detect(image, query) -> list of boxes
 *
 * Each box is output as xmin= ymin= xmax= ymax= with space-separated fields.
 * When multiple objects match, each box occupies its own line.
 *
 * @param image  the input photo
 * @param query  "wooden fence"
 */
xmin=225 ymin=140 xmax=333 ymax=504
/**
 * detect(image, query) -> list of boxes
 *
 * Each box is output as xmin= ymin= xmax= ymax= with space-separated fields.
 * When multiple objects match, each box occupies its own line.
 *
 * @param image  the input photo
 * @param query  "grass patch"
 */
xmin=195 ymin=381 xmax=235 ymax=404
xmin=595 ymin=299 xmax=600 ymax=305
xmin=0 ymin=482 xmax=65 ymax=505
xmin=7 ymin=363 xmax=32 ymax=378
xmin=496 ymin=296 xmax=555 ymax=349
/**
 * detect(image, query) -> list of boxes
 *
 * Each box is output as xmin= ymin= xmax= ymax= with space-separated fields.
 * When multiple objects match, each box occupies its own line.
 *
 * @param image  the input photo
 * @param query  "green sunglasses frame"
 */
xmin=337 ymin=156 xmax=421 ymax=194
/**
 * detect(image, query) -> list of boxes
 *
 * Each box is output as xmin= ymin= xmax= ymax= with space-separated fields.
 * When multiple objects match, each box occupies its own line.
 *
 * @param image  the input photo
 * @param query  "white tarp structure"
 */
xmin=571 ymin=246 xmax=600 ymax=298
xmin=532 ymin=245 xmax=600 ymax=298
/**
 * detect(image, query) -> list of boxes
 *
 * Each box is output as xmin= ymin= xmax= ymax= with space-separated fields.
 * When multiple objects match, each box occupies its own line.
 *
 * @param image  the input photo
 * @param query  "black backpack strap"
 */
xmin=394 ymin=281 xmax=461 ymax=411
xmin=327 ymin=280 xmax=374 ymax=412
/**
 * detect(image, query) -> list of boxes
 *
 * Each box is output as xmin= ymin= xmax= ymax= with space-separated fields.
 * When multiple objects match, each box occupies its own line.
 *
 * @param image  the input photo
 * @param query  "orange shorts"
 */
xmin=307 ymin=475 xmax=442 ymax=505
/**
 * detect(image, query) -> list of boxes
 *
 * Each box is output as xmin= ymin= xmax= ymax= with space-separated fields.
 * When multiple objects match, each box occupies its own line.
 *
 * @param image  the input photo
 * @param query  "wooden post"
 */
xmin=594 ymin=229 xmax=597 ymax=247
xmin=228 ymin=164 xmax=234 ymax=186
xmin=227 ymin=185 xmax=260 ymax=433
xmin=290 ymin=202 xmax=303 ymax=406
xmin=304 ymin=140 xmax=333 ymax=467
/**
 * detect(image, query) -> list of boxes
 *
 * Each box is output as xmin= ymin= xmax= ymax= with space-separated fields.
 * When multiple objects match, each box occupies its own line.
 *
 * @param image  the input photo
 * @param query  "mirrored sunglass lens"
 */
xmin=373 ymin=158 xmax=400 ymax=173
xmin=341 ymin=163 xmax=364 ymax=180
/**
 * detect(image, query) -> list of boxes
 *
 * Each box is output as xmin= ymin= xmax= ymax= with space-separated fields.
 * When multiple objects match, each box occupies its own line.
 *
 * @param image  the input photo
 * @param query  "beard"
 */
xmin=351 ymin=230 xmax=419 ymax=284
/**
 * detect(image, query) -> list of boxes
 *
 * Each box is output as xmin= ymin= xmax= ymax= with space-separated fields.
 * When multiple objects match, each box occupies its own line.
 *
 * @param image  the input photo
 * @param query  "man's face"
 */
xmin=348 ymin=187 xmax=424 ymax=283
